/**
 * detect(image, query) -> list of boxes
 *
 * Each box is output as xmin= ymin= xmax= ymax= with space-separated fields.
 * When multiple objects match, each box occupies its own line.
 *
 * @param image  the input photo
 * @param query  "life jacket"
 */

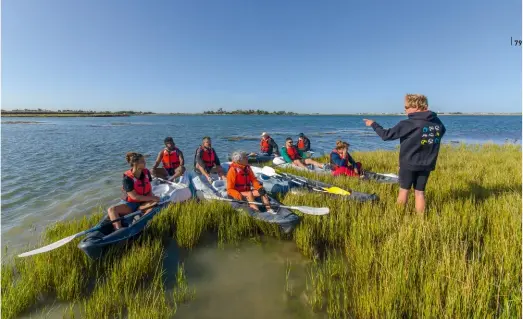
xmin=260 ymin=137 xmax=271 ymax=153
xmin=231 ymin=163 xmax=253 ymax=192
xmin=199 ymin=146 xmax=216 ymax=168
xmin=287 ymin=146 xmax=301 ymax=161
xmin=330 ymin=149 xmax=348 ymax=170
xmin=162 ymin=148 xmax=181 ymax=169
xmin=122 ymin=168 xmax=152 ymax=203
xmin=297 ymin=138 xmax=306 ymax=149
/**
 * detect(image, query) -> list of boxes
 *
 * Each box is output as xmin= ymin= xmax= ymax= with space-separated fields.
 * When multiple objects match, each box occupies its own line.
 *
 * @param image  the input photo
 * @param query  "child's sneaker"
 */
xmin=266 ymin=209 xmax=277 ymax=215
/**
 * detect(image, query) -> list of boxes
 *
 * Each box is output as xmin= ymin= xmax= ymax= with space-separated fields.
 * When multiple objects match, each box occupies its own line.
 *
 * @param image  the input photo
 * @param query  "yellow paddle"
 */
xmin=261 ymin=166 xmax=351 ymax=196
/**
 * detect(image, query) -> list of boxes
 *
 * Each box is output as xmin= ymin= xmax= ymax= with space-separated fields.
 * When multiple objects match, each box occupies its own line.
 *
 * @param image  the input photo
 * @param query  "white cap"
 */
xmin=261 ymin=132 xmax=268 ymax=137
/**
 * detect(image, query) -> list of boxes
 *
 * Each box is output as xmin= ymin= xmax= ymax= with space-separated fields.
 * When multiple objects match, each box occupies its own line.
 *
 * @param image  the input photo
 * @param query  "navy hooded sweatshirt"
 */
xmin=370 ymin=111 xmax=446 ymax=171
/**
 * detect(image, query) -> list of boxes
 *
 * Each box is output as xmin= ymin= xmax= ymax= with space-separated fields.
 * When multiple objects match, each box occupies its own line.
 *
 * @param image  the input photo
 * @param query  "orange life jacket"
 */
xmin=123 ymin=168 xmax=152 ymax=203
xmin=260 ymin=137 xmax=271 ymax=153
xmin=231 ymin=163 xmax=253 ymax=192
xmin=297 ymin=139 xmax=305 ymax=149
xmin=200 ymin=146 xmax=216 ymax=168
xmin=162 ymin=148 xmax=181 ymax=169
xmin=329 ymin=149 xmax=348 ymax=170
xmin=287 ymin=146 xmax=300 ymax=160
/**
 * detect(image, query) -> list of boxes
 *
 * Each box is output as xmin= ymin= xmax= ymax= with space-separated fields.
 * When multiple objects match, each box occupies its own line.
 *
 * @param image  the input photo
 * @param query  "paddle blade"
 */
xmin=289 ymin=206 xmax=330 ymax=215
xmin=324 ymin=187 xmax=351 ymax=196
xmin=17 ymin=233 xmax=80 ymax=257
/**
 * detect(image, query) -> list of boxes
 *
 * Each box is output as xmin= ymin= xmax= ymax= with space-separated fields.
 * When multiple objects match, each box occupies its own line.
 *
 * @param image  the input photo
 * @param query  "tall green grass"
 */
xmin=1 ymin=144 xmax=520 ymax=318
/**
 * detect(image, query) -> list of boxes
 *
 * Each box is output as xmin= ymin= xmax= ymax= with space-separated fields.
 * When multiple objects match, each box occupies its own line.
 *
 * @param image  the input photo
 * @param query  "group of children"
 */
xmin=259 ymin=93 xmax=447 ymax=214
xmin=110 ymin=94 xmax=446 ymax=229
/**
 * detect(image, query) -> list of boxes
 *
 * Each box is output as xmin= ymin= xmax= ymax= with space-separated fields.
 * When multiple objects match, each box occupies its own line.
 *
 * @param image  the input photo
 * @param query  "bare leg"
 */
xmin=252 ymin=190 xmax=271 ymax=211
xmin=216 ymin=165 xmax=225 ymax=179
xmin=304 ymin=158 xmax=324 ymax=168
xmin=292 ymin=159 xmax=307 ymax=168
xmin=414 ymin=190 xmax=426 ymax=215
xmin=397 ymin=188 xmax=409 ymax=207
xmin=108 ymin=204 xmax=133 ymax=230
xmin=241 ymin=191 xmax=260 ymax=211
xmin=171 ymin=166 xmax=186 ymax=180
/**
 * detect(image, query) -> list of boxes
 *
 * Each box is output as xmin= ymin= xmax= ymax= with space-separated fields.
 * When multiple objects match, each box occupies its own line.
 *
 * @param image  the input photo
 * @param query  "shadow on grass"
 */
xmin=449 ymin=182 xmax=521 ymax=203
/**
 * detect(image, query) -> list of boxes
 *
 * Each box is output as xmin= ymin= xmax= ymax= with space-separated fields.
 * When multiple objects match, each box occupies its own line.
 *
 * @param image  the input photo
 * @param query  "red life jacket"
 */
xmin=260 ymin=137 xmax=271 ymax=153
xmin=123 ymin=168 xmax=152 ymax=203
xmin=200 ymin=147 xmax=216 ymax=168
xmin=330 ymin=149 xmax=348 ymax=170
xmin=231 ymin=163 xmax=253 ymax=192
xmin=287 ymin=146 xmax=301 ymax=160
xmin=162 ymin=148 xmax=181 ymax=169
xmin=297 ymin=139 xmax=305 ymax=149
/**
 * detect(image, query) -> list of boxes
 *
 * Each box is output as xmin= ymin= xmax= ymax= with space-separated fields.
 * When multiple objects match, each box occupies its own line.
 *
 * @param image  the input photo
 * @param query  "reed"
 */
xmin=1 ymin=144 xmax=520 ymax=318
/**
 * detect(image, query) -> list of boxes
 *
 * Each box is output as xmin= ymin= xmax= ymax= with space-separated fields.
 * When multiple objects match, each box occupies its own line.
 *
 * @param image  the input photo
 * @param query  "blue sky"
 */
xmin=2 ymin=0 xmax=521 ymax=113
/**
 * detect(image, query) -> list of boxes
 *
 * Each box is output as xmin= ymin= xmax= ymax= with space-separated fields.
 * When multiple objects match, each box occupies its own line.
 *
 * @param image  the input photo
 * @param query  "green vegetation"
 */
xmin=203 ymin=107 xmax=298 ymax=115
xmin=1 ymin=109 xmax=154 ymax=117
xmin=2 ymin=144 xmax=520 ymax=318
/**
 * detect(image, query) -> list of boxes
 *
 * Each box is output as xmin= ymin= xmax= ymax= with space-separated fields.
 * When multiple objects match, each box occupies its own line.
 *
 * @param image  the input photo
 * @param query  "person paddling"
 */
xmin=194 ymin=136 xmax=225 ymax=183
xmin=329 ymin=140 xmax=363 ymax=177
xmin=281 ymin=137 xmax=325 ymax=169
xmin=152 ymin=137 xmax=186 ymax=181
xmin=108 ymin=152 xmax=160 ymax=230
xmin=296 ymin=133 xmax=311 ymax=152
xmin=260 ymin=132 xmax=280 ymax=156
xmin=227 ymin=151 xmax=275 ymax=214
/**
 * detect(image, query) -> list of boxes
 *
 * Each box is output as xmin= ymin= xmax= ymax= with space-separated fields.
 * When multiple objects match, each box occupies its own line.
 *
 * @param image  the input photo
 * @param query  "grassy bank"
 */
xmin=2 ymin=144 xmax=521 ymax=318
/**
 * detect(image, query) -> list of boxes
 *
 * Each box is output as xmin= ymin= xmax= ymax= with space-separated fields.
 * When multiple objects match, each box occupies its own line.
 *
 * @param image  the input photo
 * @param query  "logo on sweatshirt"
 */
xmin=421 ymin=126 xmax=441 ymax=145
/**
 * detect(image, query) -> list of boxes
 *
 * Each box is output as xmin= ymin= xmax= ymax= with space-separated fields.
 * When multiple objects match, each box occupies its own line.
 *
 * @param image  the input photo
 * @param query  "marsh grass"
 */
xmin=2 ymin=144 xmax=520 ymax=318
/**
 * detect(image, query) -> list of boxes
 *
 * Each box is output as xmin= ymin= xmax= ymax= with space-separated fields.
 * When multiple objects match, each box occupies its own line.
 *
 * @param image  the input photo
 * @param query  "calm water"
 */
xmin=1 ymin=115 xmax=521 ymax=250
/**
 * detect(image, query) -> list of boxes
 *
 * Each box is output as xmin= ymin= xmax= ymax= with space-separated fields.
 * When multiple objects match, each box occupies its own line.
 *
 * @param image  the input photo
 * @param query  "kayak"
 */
xmin=274 ymin=170 xmax=380 ymax=202
xmin=77 ymin=175 xmax=192 ymax=260
xmin=272 ymin=157 xmax=399 ymax=184
xmin=228 ymin=151 xmax=315 ymax=164
xmin=221 ymin=162 xmax=292 ymax=195
xmin=189 ymin=171 xmax=300 ymax=234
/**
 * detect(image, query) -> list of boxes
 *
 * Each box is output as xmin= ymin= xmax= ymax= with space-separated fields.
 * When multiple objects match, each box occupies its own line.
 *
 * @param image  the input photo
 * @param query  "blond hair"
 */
xmin=335 ymin=140 xmax=349 ymax=150
xmin=405 ymin=94 xmax=428 ymax=111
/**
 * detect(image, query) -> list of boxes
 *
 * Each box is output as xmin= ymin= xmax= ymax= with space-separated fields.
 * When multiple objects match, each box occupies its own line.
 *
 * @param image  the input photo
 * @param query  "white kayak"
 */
xmin=272 ymin=156 xmax=399 ymax=184
xmin=188 ymin=168 xmax=300 ymax=233
xmin=150 ymin=170 xmax=192 ymax=203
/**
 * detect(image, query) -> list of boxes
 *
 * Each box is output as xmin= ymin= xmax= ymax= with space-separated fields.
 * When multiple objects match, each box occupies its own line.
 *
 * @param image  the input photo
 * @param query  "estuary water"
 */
xmin=1 ymin=114 xmax=521 ymax=251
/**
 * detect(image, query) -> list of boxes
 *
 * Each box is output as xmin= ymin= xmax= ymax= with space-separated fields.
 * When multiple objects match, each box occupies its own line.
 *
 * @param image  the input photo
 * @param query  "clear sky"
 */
xmin=2 ymin=0 xmax=522 ymax=113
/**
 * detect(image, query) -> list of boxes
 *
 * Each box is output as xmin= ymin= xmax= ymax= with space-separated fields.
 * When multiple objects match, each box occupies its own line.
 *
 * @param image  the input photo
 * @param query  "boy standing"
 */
xmin=363 ymin=94 xmax=446 ymax=214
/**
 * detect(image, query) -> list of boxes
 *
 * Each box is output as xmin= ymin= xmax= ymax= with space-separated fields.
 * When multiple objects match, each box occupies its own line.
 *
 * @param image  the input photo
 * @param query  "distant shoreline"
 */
xmin=1 ymin=113 xmax=130 ymax=118
xmin=155 ymin=113 xmax=521 ymax=116
xmin=1 ymin=110 xmax=520 ymax=117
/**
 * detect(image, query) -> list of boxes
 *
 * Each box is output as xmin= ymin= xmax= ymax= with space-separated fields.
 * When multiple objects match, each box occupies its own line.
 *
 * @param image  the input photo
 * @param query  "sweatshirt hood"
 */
xmin=408 ymin=111 xmax=438 ymax=121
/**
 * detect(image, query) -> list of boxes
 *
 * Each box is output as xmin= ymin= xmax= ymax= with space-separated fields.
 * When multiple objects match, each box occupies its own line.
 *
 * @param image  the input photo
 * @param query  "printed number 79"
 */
xmin=512 ymin=37 xmax=522 ymax=46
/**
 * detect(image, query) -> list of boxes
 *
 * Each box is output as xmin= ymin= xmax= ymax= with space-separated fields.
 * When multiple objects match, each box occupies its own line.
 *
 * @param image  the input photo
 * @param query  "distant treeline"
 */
xmin=2 ymin=109 xmax=154 ymax=115
xmin=203 ymin=108 xmax=298 ymax=115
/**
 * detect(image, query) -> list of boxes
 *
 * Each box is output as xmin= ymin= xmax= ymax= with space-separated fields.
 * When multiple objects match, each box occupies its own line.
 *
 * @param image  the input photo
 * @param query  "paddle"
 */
xmin=17 ymin=198 xmax=168 ymax=258
xmin=261 ymin=166 xmax=351 ymax=196
xmin=213 ymin=197 xmax=329 ymax=215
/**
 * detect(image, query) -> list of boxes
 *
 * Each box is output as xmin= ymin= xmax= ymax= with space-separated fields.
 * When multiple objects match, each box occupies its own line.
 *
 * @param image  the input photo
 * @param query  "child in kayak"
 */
xmin=227 ymin=151 xmax=275 ymax=214
xmin=281 ymin=137 xmax=326 ymax=169
xmin=296 ymin=133 xmax=311 ymax=152
xmin=260 ymin=132 xmax=280 ymax=156
xmin=329 ymin=140 xmax=363 ymax=177
xmin=152 ymin=137 xmax=186 ymax=181
xmin=194 ymin=136 xmax=225 ymax=183
xmin=108 ymin=152 xmax=161 ymax=230
xmin=364 ymin=93 xmax=446 ymax=214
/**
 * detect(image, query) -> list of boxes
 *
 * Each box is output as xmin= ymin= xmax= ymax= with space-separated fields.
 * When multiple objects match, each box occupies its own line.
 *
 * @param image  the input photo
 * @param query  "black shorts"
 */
xmin=399 ymin=168 xmax=431 ymax=191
